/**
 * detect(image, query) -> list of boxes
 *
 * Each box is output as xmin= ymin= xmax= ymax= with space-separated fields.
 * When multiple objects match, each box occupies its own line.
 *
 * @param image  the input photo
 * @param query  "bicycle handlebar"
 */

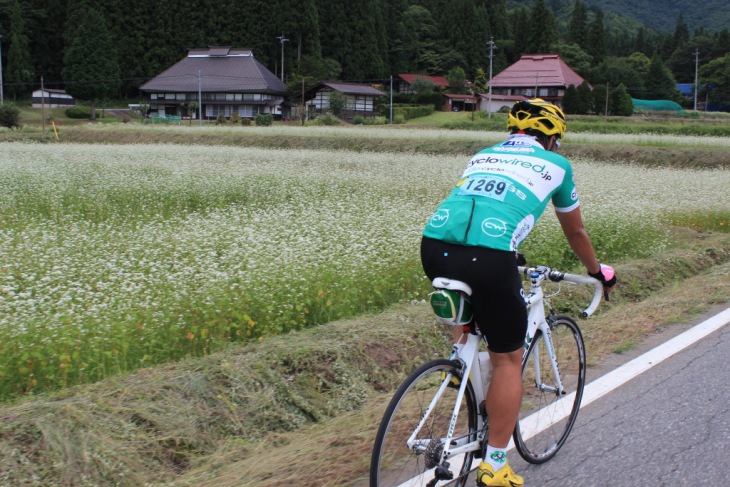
xmin=518 ymin=266 xmax=604 ymax=318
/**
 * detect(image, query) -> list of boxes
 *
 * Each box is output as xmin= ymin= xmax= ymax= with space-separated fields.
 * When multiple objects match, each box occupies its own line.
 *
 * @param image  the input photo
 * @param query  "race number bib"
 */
xmin=457 ymin=175 xmax=511 ymax=202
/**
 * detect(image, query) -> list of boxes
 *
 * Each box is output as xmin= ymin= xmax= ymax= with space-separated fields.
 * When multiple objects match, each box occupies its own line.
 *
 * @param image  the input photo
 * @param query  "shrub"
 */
xmin=241 ymin=118 xmax=252 ymax=126
xmin=216 ymin=114 xmax=227 ymax=125
xmin=352 ymin=115 xmax=364 ymax=125
xmin=255 ymin=113 xmax=273 ymax=126
xmin=65 ymin=106 xmax=92 ymax=119
xmin=0 ymin=103 xmax=21 ymax=130
xmin=230 ymin=113 xmax=241 ymax=125
xmin=311 ymin=113 xmax=340 ymax=126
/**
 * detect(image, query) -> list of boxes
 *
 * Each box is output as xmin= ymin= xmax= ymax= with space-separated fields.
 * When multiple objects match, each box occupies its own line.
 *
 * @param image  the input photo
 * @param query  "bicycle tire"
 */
xmin=370 ymin=359 xmax=478 ymax=487
xmin=513 ymin=315 xmax=586 ymax=464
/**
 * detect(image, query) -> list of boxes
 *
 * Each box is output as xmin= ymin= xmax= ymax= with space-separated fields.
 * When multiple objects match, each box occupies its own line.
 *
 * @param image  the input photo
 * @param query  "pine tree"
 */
xmin=577 ymin=80 xmax=594 ymax=114
xmin=644 ymin=53 xmax=679 ymax=100
xmin=5 ymin=0 xmax=34 ymax=99
xmin=527 ymin=0 xmax=557 ymax=53
xmin=592 ymin=82 xmax=608 ymax=116
xmin=62 ymin=7 xmax=120 ymax=118
xmin=562 ymin=84 xmax=580 ymax=114
xmin=586 ymin=8 xmax=606 ymax=64
xmin=568 ymin=0 xmax=588 ymax=47
xmin=611 ymin=83 xmax=634 ymax=116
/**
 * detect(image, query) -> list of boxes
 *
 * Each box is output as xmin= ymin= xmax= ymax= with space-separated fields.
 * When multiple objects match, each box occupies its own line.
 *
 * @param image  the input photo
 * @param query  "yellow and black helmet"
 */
xmin=507 ymin=98 xmax=566 ymax=139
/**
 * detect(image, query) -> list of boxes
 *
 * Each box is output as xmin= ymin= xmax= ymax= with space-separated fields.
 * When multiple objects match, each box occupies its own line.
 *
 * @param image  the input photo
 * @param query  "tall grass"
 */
xmin=0 ymin=142 xmax=727 ymax=399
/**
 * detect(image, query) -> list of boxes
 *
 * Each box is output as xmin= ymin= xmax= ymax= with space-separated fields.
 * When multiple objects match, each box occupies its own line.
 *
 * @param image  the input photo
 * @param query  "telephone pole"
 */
xmin=276 ymin=33 xmax=289 ymax=82
xmin=487 ymin=38 xmax=497 ymax=118
xmin=693 ymin=49 xmax=700 ymax=112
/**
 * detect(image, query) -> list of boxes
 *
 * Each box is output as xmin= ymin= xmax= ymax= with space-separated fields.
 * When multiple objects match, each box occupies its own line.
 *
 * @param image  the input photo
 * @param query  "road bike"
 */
xmin=369 ymin=262 xmax=605 ymax=487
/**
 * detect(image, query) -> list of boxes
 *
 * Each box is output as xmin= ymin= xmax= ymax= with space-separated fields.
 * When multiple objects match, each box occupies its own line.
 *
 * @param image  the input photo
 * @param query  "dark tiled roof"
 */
xmin=491 ymin=54 xmax=586 ymax=89
xmin=140 ymin=47 xmax=286 ymax=94
xmin=320 ymin=81 xmax=385 ymax=96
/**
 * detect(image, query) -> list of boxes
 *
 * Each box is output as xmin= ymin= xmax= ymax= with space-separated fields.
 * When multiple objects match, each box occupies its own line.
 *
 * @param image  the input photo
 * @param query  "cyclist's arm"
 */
xmin=555 ymin=207 xmax=601 ymax=275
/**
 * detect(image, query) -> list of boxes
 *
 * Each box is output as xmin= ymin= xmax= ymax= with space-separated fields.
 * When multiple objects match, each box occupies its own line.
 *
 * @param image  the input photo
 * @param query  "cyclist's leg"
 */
xmin=485 ymin=348 xmax=523 ymax=446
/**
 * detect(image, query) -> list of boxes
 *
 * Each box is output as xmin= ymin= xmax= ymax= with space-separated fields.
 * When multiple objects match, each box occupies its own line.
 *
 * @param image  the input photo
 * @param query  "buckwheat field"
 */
xmin=1 ymin=136 xmax=728 ymax=397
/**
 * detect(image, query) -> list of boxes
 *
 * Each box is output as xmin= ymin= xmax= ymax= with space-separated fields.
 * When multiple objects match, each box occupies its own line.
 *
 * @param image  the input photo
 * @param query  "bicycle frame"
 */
xmin=411 ymin=266 xmax=601 ymax=475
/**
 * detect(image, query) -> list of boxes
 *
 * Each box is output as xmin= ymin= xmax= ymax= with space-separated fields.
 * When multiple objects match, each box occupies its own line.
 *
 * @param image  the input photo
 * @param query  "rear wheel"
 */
xmin=513 ymin=315 xmax=586 ymax=464
xmin=370 ymin=359 xmax=478 ymax=486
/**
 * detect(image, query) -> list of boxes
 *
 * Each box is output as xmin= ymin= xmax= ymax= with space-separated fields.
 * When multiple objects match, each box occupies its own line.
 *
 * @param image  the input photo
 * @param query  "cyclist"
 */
xmin=421 ymin=99 xmax=616 ymax=486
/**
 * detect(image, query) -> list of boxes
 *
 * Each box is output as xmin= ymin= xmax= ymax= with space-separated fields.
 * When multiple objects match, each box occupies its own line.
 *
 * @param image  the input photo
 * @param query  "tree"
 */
xmin=577 ymin=81 xmax=594 ymax=114
xmin=555 ymin=43 xmax=592 ymax=78
xmin=328 ymin=90 xmax=346 ymax=118
xmin=586 ymin=8 xmax=606 ymax=64
xmin=527 ymin=0 xmax=557 ymax=53
xmin=5 ymin=0 xmax=34 ymax=99
xmin=611 ymin=83 xmax=634 ymax=116
xmin=568 ymin=0 xmax=588 ymax=47
xmin=62 ymin=7 xmax=120 ymax=119
xmin=592 ymin=83 xmax=609 ymax=116
xmin=562 ymin=84 xmax=580 ymax=114
xmin=446 ymin=67 xmax=468 ymax=94
xmin=699 ymin=53 xmax=730 ymax=107
xmin=644 ymin=53 xmax=680 ymax=100
xmin=410 ymin=77 xmax=436 ymax=94
xmin=0 ymin=103 xmax=21 ymax=129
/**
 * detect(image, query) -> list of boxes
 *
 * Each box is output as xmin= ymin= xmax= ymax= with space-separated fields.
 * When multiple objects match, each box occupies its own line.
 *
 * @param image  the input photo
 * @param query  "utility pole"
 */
xmin=198 ymin=70 xmax=203 ymax=126
xmin=390 ymin=75 xmax=393 ymax=125
xmin=0 ymin=30 xmax=4 ymax=106
xmin=41 ymin=76 xmax=46 ymax=134
xmin=487 ymin=37 xmax=496 ymax=118
xmin=276 ymin=33 xmax=289 ymax=82
xmin=693 ymin=49 xmax=700 ymax=112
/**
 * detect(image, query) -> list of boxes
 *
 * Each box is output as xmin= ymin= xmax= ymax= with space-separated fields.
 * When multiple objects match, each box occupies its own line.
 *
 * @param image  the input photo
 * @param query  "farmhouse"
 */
xmin=139 ymin=47 xmax=287 ymax=120
xmin=305 ymin=81 xmax=385 ymax=120
xmin=489 ymin=54 xmax=588 ymax=105
xmin=31 ymin=88 xmax=75 ymax=108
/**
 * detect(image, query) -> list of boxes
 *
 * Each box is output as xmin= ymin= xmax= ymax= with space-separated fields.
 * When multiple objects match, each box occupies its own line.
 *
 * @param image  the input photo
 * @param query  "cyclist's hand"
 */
xmin=588 ymin=264 xmax=617 ymax=300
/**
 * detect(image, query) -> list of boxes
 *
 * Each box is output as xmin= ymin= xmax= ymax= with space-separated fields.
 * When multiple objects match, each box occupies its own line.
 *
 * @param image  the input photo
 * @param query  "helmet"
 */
xmin=507 ymin=98 xmax=566 ymax=139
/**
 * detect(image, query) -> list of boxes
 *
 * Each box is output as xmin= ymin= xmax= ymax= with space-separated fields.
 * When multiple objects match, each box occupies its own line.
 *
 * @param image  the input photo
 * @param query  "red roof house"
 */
xmin=489 ymin=54 xmax=588 ymax=104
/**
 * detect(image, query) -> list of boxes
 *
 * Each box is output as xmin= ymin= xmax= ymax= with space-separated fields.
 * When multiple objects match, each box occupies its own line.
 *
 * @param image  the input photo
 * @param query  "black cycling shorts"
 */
xmin=420 ymin=236 xmax=527 ymax=353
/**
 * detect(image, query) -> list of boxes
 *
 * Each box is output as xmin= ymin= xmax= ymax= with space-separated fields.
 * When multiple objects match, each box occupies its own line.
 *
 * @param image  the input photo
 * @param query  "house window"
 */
xmin=524 ymin=89 xmax=533 ymax=97
xmin=558 ymin=89 xmax=565 ymax=96
xmin=235 ymin=94 xmax=242 ymax=101
xmin=176 ymin=94 xmax=186 ymax=100
xmin=226 ymin=94 xmax=234 ymax=101
xmin=539 ymin=88 xmax=548 ymax=97
xmin=165 ymin=93 xmax=176 ymax=100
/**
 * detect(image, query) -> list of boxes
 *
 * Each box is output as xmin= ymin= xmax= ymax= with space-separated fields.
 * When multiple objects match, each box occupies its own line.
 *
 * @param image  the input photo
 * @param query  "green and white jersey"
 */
xmin=423 ymin=135 xmax=579 ymax=251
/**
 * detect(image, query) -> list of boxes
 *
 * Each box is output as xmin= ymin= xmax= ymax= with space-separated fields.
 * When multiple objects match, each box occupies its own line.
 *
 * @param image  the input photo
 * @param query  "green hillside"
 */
xmin=583 ymin=0 xmax=729 ymax=32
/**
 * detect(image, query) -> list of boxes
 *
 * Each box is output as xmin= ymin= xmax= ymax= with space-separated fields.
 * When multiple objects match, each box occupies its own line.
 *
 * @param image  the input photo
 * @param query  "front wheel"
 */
xmin=370 ymin=359 xmax=478 ymax=487
xmin=513 ymin=315 xmax=586 ymax=464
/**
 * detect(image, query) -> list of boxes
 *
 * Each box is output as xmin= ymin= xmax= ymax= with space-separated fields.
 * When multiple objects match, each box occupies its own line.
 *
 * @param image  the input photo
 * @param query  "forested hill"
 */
xmin=580 ymin=0 xmax=730 ymax=33
xmin=2 ymin=0 xmax=729 ymax=103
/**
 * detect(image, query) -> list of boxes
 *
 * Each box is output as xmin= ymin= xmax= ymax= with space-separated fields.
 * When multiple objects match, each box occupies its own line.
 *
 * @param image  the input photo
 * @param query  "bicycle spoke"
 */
xmin=371 ymin=360 xmax=477 ymax=486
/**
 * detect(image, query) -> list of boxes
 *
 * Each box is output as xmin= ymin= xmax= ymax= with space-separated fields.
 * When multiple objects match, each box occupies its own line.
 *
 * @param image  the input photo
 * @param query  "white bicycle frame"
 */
xmin=407 ymin=266 xmax=603 ymax=472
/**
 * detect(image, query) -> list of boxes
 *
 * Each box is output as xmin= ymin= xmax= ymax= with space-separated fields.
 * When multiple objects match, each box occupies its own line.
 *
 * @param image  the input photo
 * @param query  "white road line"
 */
xmin=407 ymin=306 xmax=730 ymax=486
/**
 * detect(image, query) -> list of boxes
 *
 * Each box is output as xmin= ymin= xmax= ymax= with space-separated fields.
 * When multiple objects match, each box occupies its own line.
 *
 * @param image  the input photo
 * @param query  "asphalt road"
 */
xmin=466 ymin=310 xmax=730 ymax=486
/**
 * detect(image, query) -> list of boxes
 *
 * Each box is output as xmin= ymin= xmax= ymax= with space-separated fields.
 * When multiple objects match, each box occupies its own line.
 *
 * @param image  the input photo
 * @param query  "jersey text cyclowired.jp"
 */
xmin=423 ymin=135 xmax=579 ymax=251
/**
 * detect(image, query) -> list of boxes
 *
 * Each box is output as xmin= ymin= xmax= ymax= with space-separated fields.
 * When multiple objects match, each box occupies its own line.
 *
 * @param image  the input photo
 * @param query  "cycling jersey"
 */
xmin=423 ymin=134 xmax=579 ymax=251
